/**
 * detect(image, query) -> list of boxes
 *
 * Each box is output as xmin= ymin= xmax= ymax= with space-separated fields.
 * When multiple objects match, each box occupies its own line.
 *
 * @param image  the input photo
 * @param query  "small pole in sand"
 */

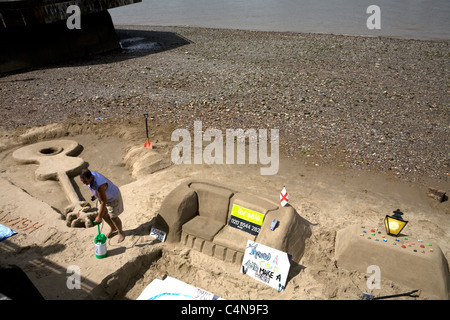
xmin=144 ymin=113 xmax=153 ymax=149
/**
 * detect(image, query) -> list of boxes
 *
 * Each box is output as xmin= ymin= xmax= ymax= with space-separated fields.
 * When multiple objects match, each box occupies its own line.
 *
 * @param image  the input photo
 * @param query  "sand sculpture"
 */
xmin=155 ymin=180 xmax=450 ymax=299
xmin=8 ymin=139 xmax=449 ymax=299
xmin=122 ymin=145 xmax=170 ymax=179
xmin=12 ymin=140 xmax=95 ymax=228
xmin=154 ymin=180 xmax=312 ymax=265
xmin=335 ymin=224 xmax=450 ymax=299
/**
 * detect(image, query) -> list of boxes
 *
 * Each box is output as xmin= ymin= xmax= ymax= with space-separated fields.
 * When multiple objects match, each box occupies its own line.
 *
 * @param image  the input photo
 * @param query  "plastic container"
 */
xmin=94 ymin=223 xmax=107 ymax=259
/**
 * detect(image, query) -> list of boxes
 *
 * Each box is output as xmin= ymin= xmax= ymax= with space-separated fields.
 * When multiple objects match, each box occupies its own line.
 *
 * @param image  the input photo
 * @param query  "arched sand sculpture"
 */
xmin=12 ymin=140 xmax=95 ymax=227
xmin=154 ymin=180 xmax=312 ymax=265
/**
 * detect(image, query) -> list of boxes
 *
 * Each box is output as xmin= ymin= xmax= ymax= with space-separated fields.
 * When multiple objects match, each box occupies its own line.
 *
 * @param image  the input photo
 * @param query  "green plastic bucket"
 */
xmin=94 ymin=223 xmax=107 ymax=259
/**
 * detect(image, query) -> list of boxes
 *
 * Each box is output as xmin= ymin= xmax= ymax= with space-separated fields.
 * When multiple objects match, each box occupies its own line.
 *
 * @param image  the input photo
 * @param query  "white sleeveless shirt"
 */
xmin=87 ymin=171 xmax=119 ymax=203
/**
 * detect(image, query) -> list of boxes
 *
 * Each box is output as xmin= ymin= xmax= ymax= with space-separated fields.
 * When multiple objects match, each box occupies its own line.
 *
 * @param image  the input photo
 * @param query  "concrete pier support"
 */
xmin=0 ymin=0 xmax=141 ymax=73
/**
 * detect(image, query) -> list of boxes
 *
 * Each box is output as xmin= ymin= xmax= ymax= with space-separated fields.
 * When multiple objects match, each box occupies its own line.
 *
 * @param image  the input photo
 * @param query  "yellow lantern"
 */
xmin=384 ymin=209 xmax=408 ymax=236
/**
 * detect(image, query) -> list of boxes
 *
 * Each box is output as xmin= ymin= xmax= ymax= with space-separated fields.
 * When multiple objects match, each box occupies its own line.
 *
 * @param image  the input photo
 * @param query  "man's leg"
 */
xmin=102 ymin=212 xmax=117 ymax=237
xmin=104 ymin=194 xmax=125 ymax=242
xmin=102 ymin=212 xmax=124 ymax=243
xmin=112 ymin=217 xmax=124 ymax=243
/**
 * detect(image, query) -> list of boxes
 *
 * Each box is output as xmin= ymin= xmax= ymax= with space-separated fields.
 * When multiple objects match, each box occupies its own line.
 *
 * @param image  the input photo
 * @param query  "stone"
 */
xmin=427 ymin=187 xmax=447 ymax=202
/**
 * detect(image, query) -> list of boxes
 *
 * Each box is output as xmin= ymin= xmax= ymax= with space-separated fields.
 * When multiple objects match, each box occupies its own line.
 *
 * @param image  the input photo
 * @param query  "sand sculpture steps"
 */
xmin=12 ymin=140 xmax=95 ymax=227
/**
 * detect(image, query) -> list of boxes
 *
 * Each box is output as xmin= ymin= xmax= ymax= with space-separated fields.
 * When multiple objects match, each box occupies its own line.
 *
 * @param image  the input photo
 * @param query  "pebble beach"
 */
xmin=0 ymin=25 xmax=448 ymax=184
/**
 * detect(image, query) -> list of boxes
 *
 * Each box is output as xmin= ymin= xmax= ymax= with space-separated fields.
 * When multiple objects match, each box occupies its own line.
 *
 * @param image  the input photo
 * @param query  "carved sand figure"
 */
xmin=12 ymin=140 xmax=96 ymax=227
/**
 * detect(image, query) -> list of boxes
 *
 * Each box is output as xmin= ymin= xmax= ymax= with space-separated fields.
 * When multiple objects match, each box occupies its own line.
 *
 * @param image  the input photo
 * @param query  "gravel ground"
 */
xmin=0 ymin=25 xmax=448 ymax=184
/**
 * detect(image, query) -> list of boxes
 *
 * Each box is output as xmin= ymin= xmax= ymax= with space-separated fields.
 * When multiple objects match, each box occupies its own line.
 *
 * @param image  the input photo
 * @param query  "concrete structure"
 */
xmin=154 ymin=180 xmax=312 ymax=265
xmin=0 ymin=0 xmax=141 ymax=73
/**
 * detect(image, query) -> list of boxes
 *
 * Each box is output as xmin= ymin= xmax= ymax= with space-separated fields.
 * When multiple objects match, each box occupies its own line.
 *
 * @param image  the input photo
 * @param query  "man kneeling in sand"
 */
xmin=80 ymin=169 xmax=125 ymax=243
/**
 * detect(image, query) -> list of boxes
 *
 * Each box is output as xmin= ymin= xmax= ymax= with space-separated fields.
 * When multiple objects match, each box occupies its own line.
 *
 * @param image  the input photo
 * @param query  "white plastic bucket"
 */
xmin=94 ymin=232 xmax=107 ymax=259
xmin=95 ymin=242 xmax=107 ymax=259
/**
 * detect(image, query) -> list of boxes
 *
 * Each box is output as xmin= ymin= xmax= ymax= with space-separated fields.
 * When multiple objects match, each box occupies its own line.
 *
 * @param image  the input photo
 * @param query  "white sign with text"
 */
xmin=241 ymin=240 xmax=291 ymax=291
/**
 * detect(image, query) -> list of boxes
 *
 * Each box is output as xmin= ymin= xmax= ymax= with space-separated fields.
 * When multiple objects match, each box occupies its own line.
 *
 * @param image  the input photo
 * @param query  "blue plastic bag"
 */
xmin=0 ymin=224 xmax=17 ymax=242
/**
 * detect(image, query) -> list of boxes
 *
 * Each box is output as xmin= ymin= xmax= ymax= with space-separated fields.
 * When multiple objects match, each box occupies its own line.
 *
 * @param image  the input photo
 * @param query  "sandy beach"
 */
xmin=0 ymin=26 xmax=448 ymax=301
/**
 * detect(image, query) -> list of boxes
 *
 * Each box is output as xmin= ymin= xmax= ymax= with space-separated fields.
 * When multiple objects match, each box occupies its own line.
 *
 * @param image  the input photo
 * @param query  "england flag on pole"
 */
xmin=280 ymin=186 xmax=289 ymax=207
